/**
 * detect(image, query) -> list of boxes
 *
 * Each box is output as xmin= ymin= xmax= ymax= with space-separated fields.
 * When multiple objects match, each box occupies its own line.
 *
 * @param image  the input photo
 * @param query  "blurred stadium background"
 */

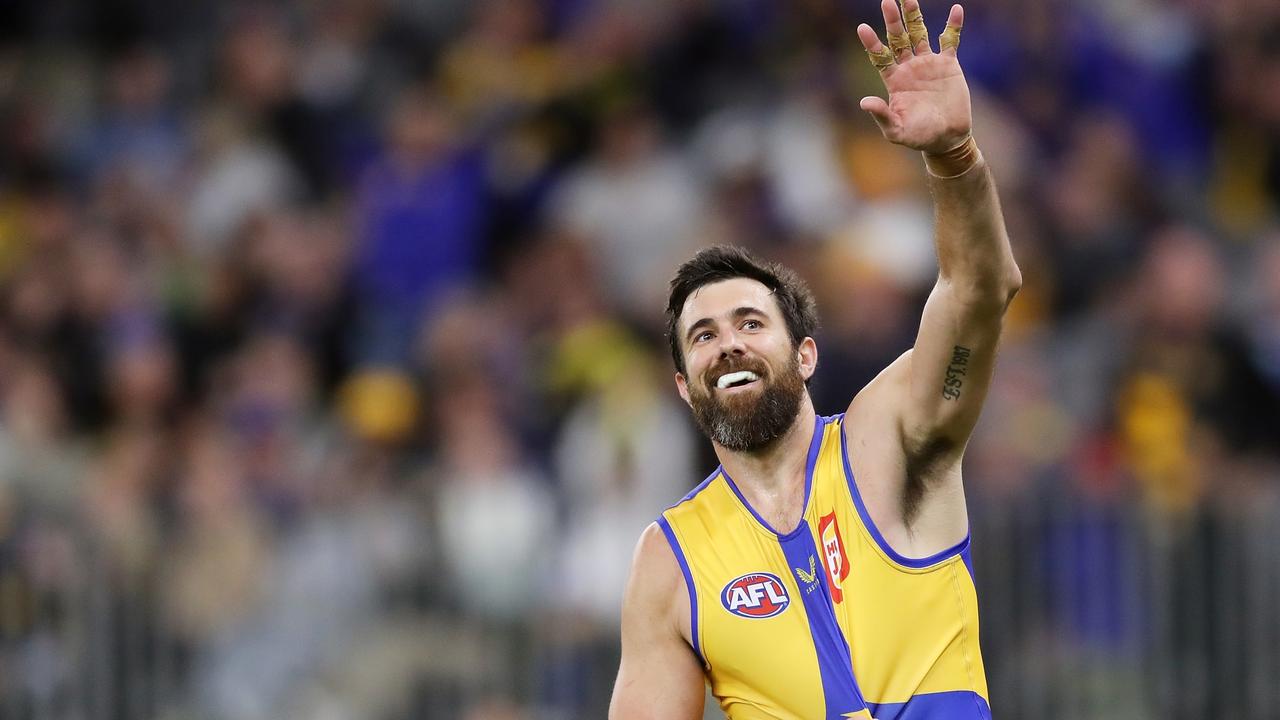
xmin=0 ymin=0 xmax=1278 ymax=718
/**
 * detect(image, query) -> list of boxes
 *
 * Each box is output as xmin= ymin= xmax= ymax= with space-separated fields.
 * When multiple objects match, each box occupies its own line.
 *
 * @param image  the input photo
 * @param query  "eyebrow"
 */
xmin=684 ymin=306 xmax=768 ymax=344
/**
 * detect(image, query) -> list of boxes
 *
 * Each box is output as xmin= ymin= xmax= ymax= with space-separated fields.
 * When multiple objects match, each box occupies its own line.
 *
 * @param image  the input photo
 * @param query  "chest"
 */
xmin=693 ymin=518 xmax=851 ymax=719
xmin=733 ymin=480 xmax=809 ymax=537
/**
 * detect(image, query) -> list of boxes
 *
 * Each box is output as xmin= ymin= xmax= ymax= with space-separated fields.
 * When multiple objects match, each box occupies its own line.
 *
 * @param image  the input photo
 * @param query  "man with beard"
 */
xmin=609 ymin=2 xmax=1020 ymax=719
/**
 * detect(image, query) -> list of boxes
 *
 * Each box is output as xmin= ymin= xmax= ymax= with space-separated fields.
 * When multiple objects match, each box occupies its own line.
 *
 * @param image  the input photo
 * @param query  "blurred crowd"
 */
xmin=0 ymin=0 xmax=1279 ymax=718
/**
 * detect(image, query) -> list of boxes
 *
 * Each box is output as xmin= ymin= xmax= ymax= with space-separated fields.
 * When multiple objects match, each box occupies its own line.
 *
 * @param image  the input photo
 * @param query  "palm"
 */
xmin=881 ymin=54 xmax=970 ymax=153
xmin=859 ymin=0 xmax=973 ymax=155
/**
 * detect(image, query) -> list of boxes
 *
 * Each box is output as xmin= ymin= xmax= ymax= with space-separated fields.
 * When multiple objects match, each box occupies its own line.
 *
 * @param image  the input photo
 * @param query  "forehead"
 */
xmin=680 ymin=277 xmax=781 ymax=332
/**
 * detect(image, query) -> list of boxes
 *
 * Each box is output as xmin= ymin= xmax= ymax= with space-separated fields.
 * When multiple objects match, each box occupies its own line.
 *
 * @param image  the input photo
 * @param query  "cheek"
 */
xmin=758 ymin=338 xmax=793 ymax=365
xmin=686 ymin=349 xmax=712 ymax=377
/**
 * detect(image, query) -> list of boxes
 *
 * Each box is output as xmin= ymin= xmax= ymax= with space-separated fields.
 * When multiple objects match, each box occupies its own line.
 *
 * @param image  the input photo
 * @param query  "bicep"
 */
xmin=610 ymin=638 xmax=705 ymax=720
xmin=609 ymin=525 xmax=706 ymax=720
xmin=902 ymin=278 xmax=1011 ymax=453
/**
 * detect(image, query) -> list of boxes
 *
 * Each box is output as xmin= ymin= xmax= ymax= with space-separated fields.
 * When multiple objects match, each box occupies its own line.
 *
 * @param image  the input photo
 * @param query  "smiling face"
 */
xmin=674 ymin=277 xmax=817 ymax=452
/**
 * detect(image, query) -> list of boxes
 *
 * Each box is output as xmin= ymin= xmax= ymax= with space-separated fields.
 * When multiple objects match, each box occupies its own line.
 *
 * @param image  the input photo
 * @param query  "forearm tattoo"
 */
xmin=941 ymin=345 xmax=971 ymax=401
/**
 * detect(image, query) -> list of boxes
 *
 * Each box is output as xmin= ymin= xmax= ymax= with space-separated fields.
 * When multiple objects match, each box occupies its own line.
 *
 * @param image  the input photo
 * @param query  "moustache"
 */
xmin=701 ymin=357 xmax=769 ymax=390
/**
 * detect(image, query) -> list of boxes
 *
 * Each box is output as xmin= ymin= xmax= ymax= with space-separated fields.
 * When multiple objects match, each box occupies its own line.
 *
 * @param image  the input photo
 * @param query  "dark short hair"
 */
xmin=665 ymin=245 xmax=819 ymax=376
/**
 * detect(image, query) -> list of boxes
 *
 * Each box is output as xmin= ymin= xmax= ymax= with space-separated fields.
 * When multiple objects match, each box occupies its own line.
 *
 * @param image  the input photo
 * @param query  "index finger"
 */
xmin=857 ymin=23 xmax=898 ymax=77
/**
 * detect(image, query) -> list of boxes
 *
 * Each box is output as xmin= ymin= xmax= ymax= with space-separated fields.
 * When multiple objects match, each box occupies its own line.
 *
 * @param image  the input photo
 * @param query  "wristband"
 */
xmin=923 ymin=135 xmax=982 ymax=178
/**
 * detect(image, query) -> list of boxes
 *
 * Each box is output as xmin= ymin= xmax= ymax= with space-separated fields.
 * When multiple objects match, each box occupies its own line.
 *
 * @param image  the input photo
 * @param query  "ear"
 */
xmin=675 ymin=372 xmax=692 ymax=407
xmin=797 ymin=337 xmax=818 ymax=382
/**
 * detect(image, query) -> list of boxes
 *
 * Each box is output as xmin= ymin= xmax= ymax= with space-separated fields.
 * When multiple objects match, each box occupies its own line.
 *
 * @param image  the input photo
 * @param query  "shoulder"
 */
xmin=840 ymin=352 xmax=914 ymax=531
xmin=629 ymin=522 xmax=683 ymax=602
xmin=622 ymin=522 xmax=687 ymax=640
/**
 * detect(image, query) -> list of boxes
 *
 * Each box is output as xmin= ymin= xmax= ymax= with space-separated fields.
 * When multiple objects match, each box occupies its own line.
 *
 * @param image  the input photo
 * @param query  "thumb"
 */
xmin=859 ymin=96 xmax=894 ymax=136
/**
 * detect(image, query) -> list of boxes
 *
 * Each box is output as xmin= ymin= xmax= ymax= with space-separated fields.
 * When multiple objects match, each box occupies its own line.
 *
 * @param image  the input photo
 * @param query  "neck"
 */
xmin=713 ymin=396 xmax=817 ymax=499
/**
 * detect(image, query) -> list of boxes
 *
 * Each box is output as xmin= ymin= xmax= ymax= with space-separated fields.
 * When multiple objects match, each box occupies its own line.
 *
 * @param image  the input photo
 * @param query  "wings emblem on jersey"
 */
xmin=794 ymin=555 xmax=819 ymax=593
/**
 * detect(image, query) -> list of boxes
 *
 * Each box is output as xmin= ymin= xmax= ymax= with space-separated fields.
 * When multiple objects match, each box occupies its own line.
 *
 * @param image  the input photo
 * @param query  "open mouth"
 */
xmin=715 ymin=370 xmax=761 ymax=391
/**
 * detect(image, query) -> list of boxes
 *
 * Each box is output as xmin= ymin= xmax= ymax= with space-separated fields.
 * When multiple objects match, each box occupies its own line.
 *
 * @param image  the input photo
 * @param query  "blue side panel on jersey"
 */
xmin=657 ymin=516 xmax=705 ymax=667
xmin=779 ymin=525 xmax=868 ymax=720
xmin=961 ymin=543 xmax=976 ymax=582
xmin=867 ymin=690 xmax=992 ymax=720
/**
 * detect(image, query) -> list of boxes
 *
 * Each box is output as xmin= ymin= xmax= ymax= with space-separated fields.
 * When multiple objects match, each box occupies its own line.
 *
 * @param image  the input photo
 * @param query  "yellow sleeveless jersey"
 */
xmin=658 ymin=413 xmax=990 ymax=720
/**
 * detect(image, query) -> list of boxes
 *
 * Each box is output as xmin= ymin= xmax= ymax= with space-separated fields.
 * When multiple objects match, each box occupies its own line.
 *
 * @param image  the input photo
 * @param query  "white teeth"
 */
xmin=716 ymin=371 xmax=759 ymax=389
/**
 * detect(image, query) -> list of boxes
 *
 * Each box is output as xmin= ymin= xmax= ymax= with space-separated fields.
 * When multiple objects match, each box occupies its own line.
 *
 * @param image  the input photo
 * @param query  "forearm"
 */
xmin=924 ymin=140 xmax=1021 ymax=306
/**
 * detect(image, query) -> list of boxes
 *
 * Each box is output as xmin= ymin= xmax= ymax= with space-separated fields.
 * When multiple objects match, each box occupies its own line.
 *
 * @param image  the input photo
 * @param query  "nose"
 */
xmin=716 ymin=327 xmax=746 ymax=358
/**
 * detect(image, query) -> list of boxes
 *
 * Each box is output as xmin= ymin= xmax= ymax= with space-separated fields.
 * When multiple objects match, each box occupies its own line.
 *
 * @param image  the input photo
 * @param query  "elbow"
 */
xmin=984 ymin=254 xmax=1023 ymax=309
xmin=1002 ymin=263 xmax=1023 ymax=308
xmin=946 ymin=262 xmax=1022 ymax=311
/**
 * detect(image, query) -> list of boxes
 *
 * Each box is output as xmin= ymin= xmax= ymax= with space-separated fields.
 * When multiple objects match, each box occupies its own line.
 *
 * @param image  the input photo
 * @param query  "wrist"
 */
xmin=923 ymin=135 xmax=982 ymax=178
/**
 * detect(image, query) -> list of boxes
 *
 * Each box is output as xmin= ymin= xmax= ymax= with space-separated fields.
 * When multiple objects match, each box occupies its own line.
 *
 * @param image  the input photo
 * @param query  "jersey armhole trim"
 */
xmin=657 ymin=514 xmax=707 ymax=669
xmin=669 ymin=468 xmax=721 ymax=509
xmin=835 ymin=413 xmax=971 ymax=570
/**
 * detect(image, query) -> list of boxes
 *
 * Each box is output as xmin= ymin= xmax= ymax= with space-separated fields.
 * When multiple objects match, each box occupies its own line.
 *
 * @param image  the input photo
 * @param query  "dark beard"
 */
xmin=688 ymin=354 xmax=806 ymax=453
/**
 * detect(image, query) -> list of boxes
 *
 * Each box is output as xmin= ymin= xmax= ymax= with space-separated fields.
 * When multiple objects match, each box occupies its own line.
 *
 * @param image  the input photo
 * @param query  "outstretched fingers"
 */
xmin=858 ymin=22 xmax=897 ymax=78
xmin=857 ymin=15 xmax=899 ymax=137
xmin=880 ymin=0 xmax=913 ymax=62
xmin=939 ymin=4 xmax=964 ymax=55
xmin=899 ymin=0 xmax=931 ymax=54
xmin=856 ymin=24 xmax=897 ymax=135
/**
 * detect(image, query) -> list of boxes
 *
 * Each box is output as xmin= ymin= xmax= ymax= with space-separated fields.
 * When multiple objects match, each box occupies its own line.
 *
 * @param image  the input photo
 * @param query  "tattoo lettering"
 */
xmin=941 ymin=345 xmax=971 ymax=401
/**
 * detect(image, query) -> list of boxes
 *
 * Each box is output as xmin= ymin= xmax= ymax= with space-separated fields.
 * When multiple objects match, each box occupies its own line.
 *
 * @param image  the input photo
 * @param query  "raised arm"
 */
xmin=609 ymin=522 xmax=706 ymax=720
xmin=855 ymin=2 xmax=1021 ymax=468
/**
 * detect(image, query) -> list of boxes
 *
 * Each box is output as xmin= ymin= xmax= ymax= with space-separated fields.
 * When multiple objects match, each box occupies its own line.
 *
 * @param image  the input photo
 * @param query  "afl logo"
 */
xmin=721 ymin=572 xmax=790 ymax=619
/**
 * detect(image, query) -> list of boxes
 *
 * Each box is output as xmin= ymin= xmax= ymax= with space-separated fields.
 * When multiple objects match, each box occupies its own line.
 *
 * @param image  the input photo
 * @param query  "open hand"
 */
xmin=858 ymin=0 xmax=971 ymax=155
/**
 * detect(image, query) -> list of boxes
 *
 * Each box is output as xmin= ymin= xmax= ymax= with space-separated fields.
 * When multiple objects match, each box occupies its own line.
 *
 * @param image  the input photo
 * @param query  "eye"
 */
xmin=742 ymin=319 xmax=762 ymax=330
xmin=696 ymin=331 xmax=714 ymax=343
